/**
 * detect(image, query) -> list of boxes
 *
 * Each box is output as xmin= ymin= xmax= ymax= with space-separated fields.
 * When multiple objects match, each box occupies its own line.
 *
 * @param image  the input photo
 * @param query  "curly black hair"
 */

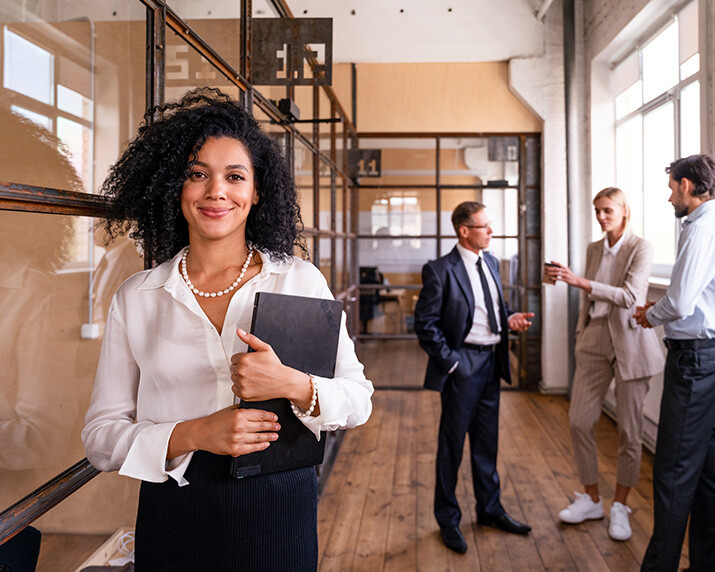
xmin=101 ymin=87 xmax=304 ymax=263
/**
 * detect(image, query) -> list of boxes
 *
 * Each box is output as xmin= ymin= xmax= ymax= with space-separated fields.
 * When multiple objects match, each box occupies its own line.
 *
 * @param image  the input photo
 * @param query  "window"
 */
xmin=3 ymin=28 xmax=54 ymax=105
xmin=371 ymin=194 xmax=421 ymax=238
xmin=611 ymin=0 xmax=699 ymax=275
xmin=3 ymin=26 xmax=97 ymax=271
xmin=3 ymin=27 xmax=94 ymax=194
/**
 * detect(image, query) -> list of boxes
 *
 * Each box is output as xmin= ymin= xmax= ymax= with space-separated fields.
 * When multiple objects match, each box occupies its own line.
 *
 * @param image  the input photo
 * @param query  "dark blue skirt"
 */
xmin=134 ymin=451 xmax=318 ymax=571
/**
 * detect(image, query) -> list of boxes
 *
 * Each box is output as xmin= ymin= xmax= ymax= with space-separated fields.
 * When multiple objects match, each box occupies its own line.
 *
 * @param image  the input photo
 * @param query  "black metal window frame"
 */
xmin=354 ymin=132 xmax=542 ymax=388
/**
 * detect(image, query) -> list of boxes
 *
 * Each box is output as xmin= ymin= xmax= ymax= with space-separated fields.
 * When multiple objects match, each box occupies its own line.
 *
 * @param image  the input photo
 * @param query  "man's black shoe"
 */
xmin=440 ymin=526 xmax=468 ymax=553
xmin=478 ymin=512 xmax=531 ymax=535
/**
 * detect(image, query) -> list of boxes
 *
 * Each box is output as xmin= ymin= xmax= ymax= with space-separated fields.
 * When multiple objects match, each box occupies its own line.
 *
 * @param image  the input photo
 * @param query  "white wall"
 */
xmin=510 ymin=0 xmax=571 ymax=393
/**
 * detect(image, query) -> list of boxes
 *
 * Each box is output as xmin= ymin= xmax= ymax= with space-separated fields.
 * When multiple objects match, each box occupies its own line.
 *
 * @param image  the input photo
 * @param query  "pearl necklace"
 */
xmin=180 ymin=246 xmax=254 ymax=298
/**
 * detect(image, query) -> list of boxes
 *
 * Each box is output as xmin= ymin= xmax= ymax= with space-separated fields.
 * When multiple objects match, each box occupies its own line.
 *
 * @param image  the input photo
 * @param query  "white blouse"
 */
xmin=588 ymin=233 xmax=625 ymax=319
xmin=82 ymin=248 xmax=373 ymax=486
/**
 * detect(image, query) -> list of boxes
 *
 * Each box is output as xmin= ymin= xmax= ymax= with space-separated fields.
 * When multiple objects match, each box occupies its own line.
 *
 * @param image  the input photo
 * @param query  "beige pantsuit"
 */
xmin=570 ymin=232 xmax=664 ymax=488
xmin=570 ymin=318 xmax=650 ymax=486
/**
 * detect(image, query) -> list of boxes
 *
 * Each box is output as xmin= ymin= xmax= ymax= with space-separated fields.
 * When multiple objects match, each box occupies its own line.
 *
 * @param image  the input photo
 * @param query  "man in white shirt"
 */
xmin=414 ymin=201 xmax=534 ymax=554
xmin=635 ymin=154 xmax=715 ymax=572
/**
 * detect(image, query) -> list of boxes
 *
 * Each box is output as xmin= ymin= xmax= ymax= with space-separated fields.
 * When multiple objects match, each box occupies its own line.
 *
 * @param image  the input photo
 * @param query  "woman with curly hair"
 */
xmin=82 ymin=88 xmax=373 ymax=570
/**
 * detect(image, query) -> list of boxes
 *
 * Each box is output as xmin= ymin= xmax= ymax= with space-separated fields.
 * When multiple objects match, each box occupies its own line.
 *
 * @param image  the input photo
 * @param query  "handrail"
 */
xmin=0 ymin=181 xmax=111 ymax=217
xmin=0 ymin=459 xmax=99 ymax=545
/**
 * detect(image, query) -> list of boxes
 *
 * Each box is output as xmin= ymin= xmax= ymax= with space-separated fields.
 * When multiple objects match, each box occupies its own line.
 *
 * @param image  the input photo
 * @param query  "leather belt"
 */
xmin=663 ymin=338 xmax=715 ymax=350
xmin=462 ymin=343 xmax=497 ymax=352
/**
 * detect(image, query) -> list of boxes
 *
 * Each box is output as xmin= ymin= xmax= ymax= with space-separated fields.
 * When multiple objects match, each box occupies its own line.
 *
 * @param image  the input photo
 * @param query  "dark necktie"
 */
xmin=477 ymin=257 xmax=499 ymax=334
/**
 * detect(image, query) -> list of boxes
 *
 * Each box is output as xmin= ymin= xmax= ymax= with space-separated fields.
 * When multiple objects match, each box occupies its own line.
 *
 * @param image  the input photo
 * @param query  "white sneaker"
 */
xmin=558 ymin=492 xmax=604 ymax=523
xmin=608 ymin=502 xmax=632 ymax=541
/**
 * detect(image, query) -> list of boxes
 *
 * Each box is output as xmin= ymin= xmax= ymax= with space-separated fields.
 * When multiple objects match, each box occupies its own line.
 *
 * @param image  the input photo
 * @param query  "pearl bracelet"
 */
xmin=291 ymin=374 xmax=317 ymax=418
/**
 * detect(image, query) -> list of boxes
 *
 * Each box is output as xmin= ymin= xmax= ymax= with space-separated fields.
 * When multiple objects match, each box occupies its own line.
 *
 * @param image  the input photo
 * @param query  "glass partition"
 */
xmin=358 ymin=188 xmax=436 ymax=236
xmin=318 ymin=160 xmax=332 ymax=234
xmin=1 ymin=8 xmax=145 ymax=195
xmin=295 ymin=137 xmax=315 ymax=229
xmin=356 ymin=133 xmax=541 ymax=388
xmin=0 ymin=0 xmax=153 ymax=545
xmin=335 ymin=173 xmax=345 ymax=234
xmin=360 ymin=137 xmax=436 ymax=186
xmin=0 ymin=211 xmax=143 ymax=521
xmin=440 ymin=236 xmax=458 ymax=255
xmin=164 ymin=28 xmax=241 ymax=103
xmin=292 ymin=85 xmax=315 ymax=138
xmin=253 ymin=104 xmax=288 ymax=139
xmin=173 ymin=15 xmax=242 ymax=72
xmin=439 ymin=137 xmax=519 ymax=187
xmin=319 ymin=235 xmax=333 ymax=287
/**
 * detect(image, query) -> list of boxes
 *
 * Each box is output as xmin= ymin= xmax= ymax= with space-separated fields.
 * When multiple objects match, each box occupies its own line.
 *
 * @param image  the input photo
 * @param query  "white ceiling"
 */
xmin=275 ymin=0 xmax=548 ymax=63
xmin=7 ymin=0 xmax=551 ymax=64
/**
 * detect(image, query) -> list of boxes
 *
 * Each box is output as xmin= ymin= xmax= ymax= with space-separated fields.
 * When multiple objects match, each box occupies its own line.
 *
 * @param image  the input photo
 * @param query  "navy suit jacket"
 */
xmin=414 ymin=247 xmax=513 ymax=392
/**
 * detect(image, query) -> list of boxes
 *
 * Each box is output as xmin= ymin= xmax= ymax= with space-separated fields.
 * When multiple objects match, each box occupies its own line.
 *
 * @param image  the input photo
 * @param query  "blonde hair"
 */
xmin=593 ymin=187 xmax=630 ymax=229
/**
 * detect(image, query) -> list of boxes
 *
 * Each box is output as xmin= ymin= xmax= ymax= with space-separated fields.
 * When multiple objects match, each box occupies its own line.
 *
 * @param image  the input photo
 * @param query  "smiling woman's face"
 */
xmin=593 ymin=196 xmax=626 ymax=235
xmin=180 ymin=136 xmax=258 ymax=246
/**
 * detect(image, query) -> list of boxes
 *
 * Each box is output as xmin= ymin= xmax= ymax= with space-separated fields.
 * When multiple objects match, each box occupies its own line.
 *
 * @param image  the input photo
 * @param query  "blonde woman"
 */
xmin=545 ymin=188 xmax=663 ymax=541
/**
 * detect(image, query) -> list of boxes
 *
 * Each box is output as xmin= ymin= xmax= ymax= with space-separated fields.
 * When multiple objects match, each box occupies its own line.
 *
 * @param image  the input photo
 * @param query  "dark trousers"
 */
xmin=641 ymin=345 xmax=715 ymax=572
xmin=434 ymin=346 xmax=502 ymax=528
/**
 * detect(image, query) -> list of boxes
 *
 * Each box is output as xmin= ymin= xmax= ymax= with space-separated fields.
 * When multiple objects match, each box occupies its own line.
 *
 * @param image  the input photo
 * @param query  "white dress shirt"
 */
xmin=82 ymin=248 xmax=373 ymax=486
xmin=456 ymin=244 xmax=502 ymax=346
xmin=646 ymin=199 xmax=715 ymax=339
xmin=588 ymin=233 xmax=625 ymax=319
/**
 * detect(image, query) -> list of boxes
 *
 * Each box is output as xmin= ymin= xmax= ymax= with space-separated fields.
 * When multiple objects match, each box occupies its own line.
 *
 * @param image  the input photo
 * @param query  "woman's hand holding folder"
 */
xmin=230 ymin=328 xmax=318 ymax=415
xmin=167 ymin=405 xmax=280 ymax=460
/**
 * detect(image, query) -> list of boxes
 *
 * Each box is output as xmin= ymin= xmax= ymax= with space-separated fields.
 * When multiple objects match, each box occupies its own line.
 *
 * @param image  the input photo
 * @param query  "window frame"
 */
xmin=610 ymin=0 xmax=701 ymax=278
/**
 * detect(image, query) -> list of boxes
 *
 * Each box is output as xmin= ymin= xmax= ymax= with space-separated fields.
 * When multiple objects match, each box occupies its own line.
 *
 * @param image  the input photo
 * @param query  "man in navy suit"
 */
xmin=414 ymin=201 xmax=534 ymax=553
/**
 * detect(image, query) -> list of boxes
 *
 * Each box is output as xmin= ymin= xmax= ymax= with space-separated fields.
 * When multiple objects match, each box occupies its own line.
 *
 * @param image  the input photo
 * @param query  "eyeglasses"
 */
xmin=462 ymin=224 xmax=491 ymax=230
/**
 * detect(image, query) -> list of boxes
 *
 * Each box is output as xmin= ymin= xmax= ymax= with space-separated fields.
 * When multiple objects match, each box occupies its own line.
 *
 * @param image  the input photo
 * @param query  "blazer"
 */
xmin=414 ymin=247 xmax=513 ymax=392
xmin=576 ymin=232 xmax=664 ymax=380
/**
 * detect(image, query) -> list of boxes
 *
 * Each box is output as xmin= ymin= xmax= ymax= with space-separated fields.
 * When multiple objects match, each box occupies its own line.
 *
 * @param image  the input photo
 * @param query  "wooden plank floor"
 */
xmin=360 ymin=339 xmax=427 ymax=389
xmin=318 ymin=338 xmax=690 ymax=571
xmin=318 ymin=389 xmax=690 ymax=571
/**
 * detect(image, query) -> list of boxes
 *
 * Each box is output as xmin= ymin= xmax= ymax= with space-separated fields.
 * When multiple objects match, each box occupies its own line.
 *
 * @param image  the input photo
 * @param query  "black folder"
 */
xmin=229 ymin=291 xmax=343 ymax=478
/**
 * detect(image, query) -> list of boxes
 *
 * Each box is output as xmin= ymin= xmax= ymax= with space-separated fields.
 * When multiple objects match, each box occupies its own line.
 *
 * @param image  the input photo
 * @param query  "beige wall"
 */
xmin=345 ymin=62 xmax=541 ymax=133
